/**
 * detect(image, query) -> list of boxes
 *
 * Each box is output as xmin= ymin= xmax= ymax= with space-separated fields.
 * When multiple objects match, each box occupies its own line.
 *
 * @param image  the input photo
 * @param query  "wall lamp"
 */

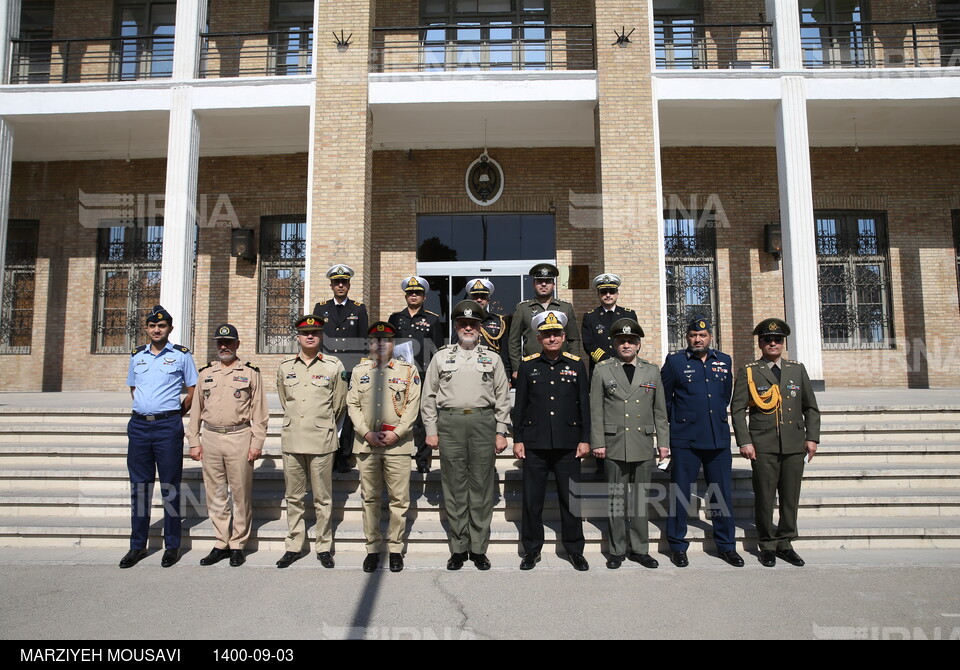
xmin=231 ymin=228 xmax=256 ymax=263
xmin=333 ymin=30 xmax=353 ymax=52
xmin=613 ymin=26 xmax=634 ymax=47
xmin=764 ymin=223 xmax=782 ymax=261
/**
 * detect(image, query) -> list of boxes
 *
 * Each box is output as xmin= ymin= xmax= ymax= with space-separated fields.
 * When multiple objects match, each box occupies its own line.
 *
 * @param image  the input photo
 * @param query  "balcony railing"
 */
xmin=656 ymin=23 xmax=773 ymax=69
xmin=10 ymin=34 xmax=174 ymax=84
xmin=199 ymin=29 xmax=313 ymax=78
xmin=371 ymin=24 xmax=595 ymax=73
xmin=801 ymin=19 xmax=960 ymax=68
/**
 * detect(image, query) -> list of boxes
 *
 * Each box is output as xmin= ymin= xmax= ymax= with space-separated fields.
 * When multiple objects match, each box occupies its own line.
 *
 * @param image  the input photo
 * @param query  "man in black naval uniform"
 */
xmin=512 ymin=310 xmax=591 ymax=572
xmin=465 ymin=278 xmax=512 ymax=379
xmin=313 ymin=264 xmax=369 ymax=473
xmin=389 ymin=275 xmax=445 ymax=473
xmin=508 ymin=263 xmax=580 ymax=380
xmin=581 ymin=273 xmax=638 ymax=370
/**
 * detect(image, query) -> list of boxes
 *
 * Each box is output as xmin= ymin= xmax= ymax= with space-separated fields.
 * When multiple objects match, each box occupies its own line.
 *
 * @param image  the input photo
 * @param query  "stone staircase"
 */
xmin=1 ymin=401 xmax=959 ymax=554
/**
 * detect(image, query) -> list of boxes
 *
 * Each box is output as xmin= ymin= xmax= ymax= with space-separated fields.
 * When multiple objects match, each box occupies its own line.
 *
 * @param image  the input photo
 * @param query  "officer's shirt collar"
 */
xmin=296 ymin=351 xmax=324 ymax=366
xmin=685 ymin=347 xmax=718 ymax=360
xmin=333 ymin=297 xmax=349 ymax=306
xmin=146 ymin=341 xmax=175 ymax=357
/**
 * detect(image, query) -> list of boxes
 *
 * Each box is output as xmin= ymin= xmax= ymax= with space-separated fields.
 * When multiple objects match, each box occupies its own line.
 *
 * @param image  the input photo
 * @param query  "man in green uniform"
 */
xmin=730 ymin=318 xmax=820 ymax=568
xmin=508 ymin=262 xmax=580 ymax=379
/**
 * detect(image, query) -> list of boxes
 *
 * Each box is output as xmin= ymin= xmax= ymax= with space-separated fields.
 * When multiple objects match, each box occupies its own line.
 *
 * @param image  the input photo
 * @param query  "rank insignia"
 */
xmin=360 ymin=375 xmax=370 ymax=384
xmin=203 ymin=390 xmax=210 ymax=399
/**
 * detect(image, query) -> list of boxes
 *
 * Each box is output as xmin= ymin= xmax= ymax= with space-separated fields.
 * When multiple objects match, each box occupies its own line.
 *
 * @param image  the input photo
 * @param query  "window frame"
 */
xmin=662 ymin=209 xmax=720 ymax=353
xmin=257 ymin=214 xmax=307 ymax=355
xmin=1 ymin=219 xmax=40 ymax=355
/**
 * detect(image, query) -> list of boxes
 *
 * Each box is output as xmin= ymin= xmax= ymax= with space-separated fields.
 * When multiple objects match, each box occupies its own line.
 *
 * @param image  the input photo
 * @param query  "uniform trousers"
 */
xmin=605 ymin=457 xmax=653 ymax=556
xmin=437 ymin=408 xmax=497 ymax=555
xmin=126 ymin=414 xmax=185 ymax=550
xmin=201 ymin=427 xmax=255 ymax=550
xmin=752 ymin=451 xmax=805 ymax=551
xmin=357 ymin=451 xmax=411 ymax=554
xmin=281 ymin=451 xmax=334 ymax=553
xmin=522 ymin=448 xmax=585 ymax=556
xmin=667 ymin=447 xmax=736 ymax=552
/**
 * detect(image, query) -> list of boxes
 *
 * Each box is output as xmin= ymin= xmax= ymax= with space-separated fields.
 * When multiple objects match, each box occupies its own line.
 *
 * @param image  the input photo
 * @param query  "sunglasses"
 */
xmin=599 ymin=288 xmax=618 ymax=295
xmin=761 ymin=336 xmax=784 ymax=344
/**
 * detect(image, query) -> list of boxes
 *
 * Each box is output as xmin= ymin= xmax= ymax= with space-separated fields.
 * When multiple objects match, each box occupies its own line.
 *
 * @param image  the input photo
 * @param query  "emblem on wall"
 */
xmin=466 ymin=150 xmax=504 ymax=206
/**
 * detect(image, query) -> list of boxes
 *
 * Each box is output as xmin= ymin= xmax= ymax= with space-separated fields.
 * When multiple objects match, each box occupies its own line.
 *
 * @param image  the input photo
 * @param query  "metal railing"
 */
xmin=371 ymin=24 xmax=595 ymax=73
xmin=199 ymin=29 xmax=313 ymax=78
xmin=656 ymin=22 xmax=773 ymax=69
xmin=10 ymin=34 xmax=174 ymax=84
xmin=801 ymin=19 xmax=960 ymax=68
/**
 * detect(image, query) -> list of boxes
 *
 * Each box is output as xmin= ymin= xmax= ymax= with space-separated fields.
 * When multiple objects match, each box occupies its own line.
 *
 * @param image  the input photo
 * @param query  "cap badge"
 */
xmin=699 ymin=320 xmax=706 ymax=329
xmin=219 ymin=326 xmax=230 ymax=335
xmin=464 ymin=308 xmax=474 ymax=318
xmin=623 ymin=325 xmax=631 ymax=334
xmin=376 ymin=324 xmax=385 ymax=332
xmin=545 ymin=312 xmax=560 ymax=326
xmin=306 ymin=317 xmax=316 ymax=325
xmin=768 ymin=321 xmax=777 ymax=331
xmin=472 ymin=280 xmax=485 ymax=291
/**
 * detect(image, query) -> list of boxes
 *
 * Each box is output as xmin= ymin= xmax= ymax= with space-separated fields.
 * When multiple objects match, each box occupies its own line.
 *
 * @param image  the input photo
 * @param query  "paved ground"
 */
xmin=2 ymin=548 xmax=959 ymax=640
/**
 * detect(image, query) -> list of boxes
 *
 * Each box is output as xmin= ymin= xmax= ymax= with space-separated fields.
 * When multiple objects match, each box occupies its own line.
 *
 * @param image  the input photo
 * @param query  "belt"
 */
xmin=439 ymin=407 xmax=494 ymax=415
xmin=202 ymin=421 xmax=251 ymax=434
xmin=131 ymin=410 xmax=180 ymax=421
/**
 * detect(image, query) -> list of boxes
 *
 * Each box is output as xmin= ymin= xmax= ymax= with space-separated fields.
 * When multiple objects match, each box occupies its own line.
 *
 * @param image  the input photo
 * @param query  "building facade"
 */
xmin=0 ymin=0 xmax=958 ymax=391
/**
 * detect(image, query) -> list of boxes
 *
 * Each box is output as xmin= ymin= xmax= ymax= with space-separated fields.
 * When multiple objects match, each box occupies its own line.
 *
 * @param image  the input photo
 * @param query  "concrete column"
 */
xmin=172 ymin=0 xmax=207 ymax=81
xmin=775 ymin=76 xmax=824 ymax=388
xmin=159 ymin=88 xmax=200 ymax=347
xmin=0 ymin=119 xmax=13 ymax=330
xmin=767 ymin=0 xmax=804 ymax=70
xmin=0 ymin=0 xmax=21 ymax=85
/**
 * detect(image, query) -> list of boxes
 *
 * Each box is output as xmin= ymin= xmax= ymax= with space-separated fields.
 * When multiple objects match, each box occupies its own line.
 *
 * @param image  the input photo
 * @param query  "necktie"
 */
xmin=772 ymin=364 xmax=781 ymax=382
xmin=623 ymin=363 xmax=635 ymax=385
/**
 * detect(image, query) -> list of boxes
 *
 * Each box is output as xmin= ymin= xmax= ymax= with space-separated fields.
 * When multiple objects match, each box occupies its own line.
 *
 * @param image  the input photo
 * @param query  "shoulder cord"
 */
xmin=747 ymin=366 xmax=782 ymax=432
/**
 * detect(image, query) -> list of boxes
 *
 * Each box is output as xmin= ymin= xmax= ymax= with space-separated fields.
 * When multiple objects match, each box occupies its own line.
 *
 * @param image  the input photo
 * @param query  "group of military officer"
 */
xmin=120 ymin=261 xmax=819 ymax=572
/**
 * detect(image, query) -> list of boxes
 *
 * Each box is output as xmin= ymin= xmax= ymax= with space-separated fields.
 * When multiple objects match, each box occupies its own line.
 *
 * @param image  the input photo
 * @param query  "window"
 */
xmin=940 ymin=1 xmax=960 ymax=67
xmin=1 ymin=220 xmax=40 ymax=354
xmin=816 ymin=211 xmax=893 ymax=349
xmin=94 ymin=221 xmax=163 ymax=353
xmin=953 ymin=210 xmax=960 ymax=303
xmin=270 ymin=0 xmax=313 ymax=75
xmin=417 ymin=214 xmax=555 ymax=262
xmin=14 ymin=2 xmax=55 ymax=84
xmin=258 ymin=215 xmax=306 ymax=354
xmin=115 ymin=0 xmax=176 ymax=80
xmin=800 ymin=0 xmax=867 ymax=67
xmin=663 ymin=212 xmax=718 ymax=352
xmin=653 ymin=0 xmax=703 ymax=69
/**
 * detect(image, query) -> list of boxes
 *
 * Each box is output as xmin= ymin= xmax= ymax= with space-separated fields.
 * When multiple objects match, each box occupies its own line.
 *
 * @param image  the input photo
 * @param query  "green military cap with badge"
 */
xmin=610 ymin=318 xmax=644 ymax=339
xmin=367 ymin=321 xmax=396 ymax=339
xmin=753 ymin=318 xmax=791 ymax=337
xmin=294 ymin=314 xmax=325 ymax=331
xmin=529 ymin=263 xmax=560 ymax=280
xmin=452 ymin=299 xmax=487 ymax=322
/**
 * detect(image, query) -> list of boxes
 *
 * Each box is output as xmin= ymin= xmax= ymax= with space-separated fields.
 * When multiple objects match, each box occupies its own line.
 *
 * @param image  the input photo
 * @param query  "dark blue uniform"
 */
xmin=661 ymin=348 xmax=736 ymax=553
xmin=581 ymin=305 xmax=638 ymax=368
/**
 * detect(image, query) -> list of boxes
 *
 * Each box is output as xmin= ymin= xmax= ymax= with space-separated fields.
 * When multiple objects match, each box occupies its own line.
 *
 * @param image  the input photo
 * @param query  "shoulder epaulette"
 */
xmin=244 ymin=361 xmax=260 ymax=372
xmin=596 ymin=358 xmax=614 ymax=367
xmin=523 ymin=353 xmax=540 ymax=362
xmin=746 ymin=361 xmax=759 ymax=367
xmin=637 ymin=357 xmax=651 ymax=365
xmin=131 ymin=344 xmax=147 ymax=356
xmin=175 ymin=345 xmax=191 ymax=354
xmin=358 ymin=357 xmax=372 ymax=365
xmin=198 ymin=363 xmax=213 ymax=373
xmin=562 ymin=352 xmax=581 ymax=361
xmin=354 ymin=300 xmax=363 ymax=306
xmin=425 ymin=310 xmax=440 ymax=317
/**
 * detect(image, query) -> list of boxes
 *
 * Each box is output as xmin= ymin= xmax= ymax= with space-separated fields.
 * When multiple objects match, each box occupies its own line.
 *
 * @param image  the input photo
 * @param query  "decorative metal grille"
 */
xmin=953 ymin=210 xmax=960 ymax=308
xmin=816 ymin=211 xmax=893 ymax=349
xmin=258 ymin=216 xmax=306 ymax=354
xmin=1 ymin=220 xmax=40 ymax=354
xmin=663 ymin=213 xmax=719 ymax=352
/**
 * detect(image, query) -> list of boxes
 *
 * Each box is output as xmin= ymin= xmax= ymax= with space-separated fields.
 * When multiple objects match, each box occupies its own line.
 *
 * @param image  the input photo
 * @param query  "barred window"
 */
xmin=94 ymin=221 xmax=163 ymax=353
xmin=1 ymin=220 xmax=40 ymax=354
xmin=258 ymin=215 xmax=306 ymax=354
xmin=664 ymin=211 xmax=719 ymax=353
xmin=953 ymin=210 xmax=960 ymax=303
xmin=654 ymin=0 xmax=702 ymax=69
xmin=816 ymin=211 xmax=893 ymax=349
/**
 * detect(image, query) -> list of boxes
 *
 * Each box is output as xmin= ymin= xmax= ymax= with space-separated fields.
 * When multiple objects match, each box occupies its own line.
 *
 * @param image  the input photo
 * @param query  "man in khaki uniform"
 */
xmin=347 ymin=321 xmax=422 ymax=573
xmin=187 ymin=324 xmax=269 ymax=567
xmin=275 ymin=314 xmax=347 ymax=569
xmin=589 ymin=318 xmax=669 ymax=570
xmin=421 ymin=300 xmax=511 ymax=571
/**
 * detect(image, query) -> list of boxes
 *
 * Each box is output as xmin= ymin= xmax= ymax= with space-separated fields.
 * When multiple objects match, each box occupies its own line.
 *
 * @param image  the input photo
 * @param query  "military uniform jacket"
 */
xmin=661 ymin=348 xmax=733 ymax=451
xmin=314 ymin=298 xmax=369 ymax=368
xmin=513 ymin=352 xmax=590 ymax=450
xmin=420 ymin=344 xmax=511 ymax=436
xmin=581 ymin=305 xmax=638 ymax=366
xmin=346 ymin=357 xmax=422 ymax=456
xmin=455 ymin=312 xmax=513 ymax=378
xmin=589 ymin=357 xmax=669 ymax=462
xmin=186 ymin=360 xmax=270 ymax=450
xmin=388 ymin=307 xmax=445 ymax=368
xmin=508 ymin=298 xmax=581 ymax=372
xmin=730 ymin=358 xmax=821 ymax=454
xmin=276 ymin=352 xmax=347 ymax=455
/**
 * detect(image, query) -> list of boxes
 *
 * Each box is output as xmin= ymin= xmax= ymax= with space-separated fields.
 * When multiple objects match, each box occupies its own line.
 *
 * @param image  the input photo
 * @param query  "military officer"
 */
xmin=312 ymin=264 xmax=369 ymax=474
xmin=590 ymin=318 xmax=668 ymax=570
xmin=661 ymin=316 xmax=742 ymax=568
xmin=186 ymin=324 xmax=269 ymax=567
xmin=275 ymin=314 xmax=348 ymax=569
xmin=389 ymin=275 xmax=445 ymax=474
xmin=121 ymin=305 xmax=197 ymax=569
xmin=421 ymin=300 xmax=511 ymax=571
xmin=730 ymin=318 xmax=820 ymax=568
xmin=513 ymin=311 xmax=591 ymax=571
xmin=465 ymin=278 xmax=512 ymax=379
xmin=347 ymin=321 xmax=422 ymax=573
xmin=581 ymin=273 xmax=638 ymax=370
xmin=508 ymin=263 xmax=580 ymax=379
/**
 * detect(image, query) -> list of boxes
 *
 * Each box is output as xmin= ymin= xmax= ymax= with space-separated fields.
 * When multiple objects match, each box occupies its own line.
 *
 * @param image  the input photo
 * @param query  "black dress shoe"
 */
xmin=718 ymin=550 xmax=745 ymax=567
xmin=605 ymin=554 xmax=624 ymax=570
xmin=569 ymin=554 xmax=589 ymax=571
xmin=759 ymin=550 xmax=777 ymax=567
xmin=229 ymin=550 xmax=245 ymax=567
xmin=671 ymin=551 xmax=689 ymax=568
xmin=417 ymin=465 xmax=430 ymax=474
xmin=199 ymin=548 xmax=231 ymax=566
xmin=317 ymin=551 xmax=335 ymax=568
xmin=776 ymin=548 xmax=805 ymax=567
xmin=363 ymin=553 xmax=380 ymax=573
xmin=119 ymin=548 xmax=147 ymax=569
xmin=160 ymin=548 xmax=180 ymax=568
xmin=447 ymin=552 xmax=467 ymax=571
xmin=628 ymin=553 xmax=658 ymax=569
xmin=389 ymin=553 xmax=404 ymax=572
xmin=519 ymin=552 xmax=541 ymax=570
xmin=470 ymin=552 xmax=491 ymax=571
xmin=276 ymin=550 xmax=303 ymax=569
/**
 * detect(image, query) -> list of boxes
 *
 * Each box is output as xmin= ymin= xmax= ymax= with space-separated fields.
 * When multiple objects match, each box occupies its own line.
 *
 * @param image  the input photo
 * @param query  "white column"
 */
xmin=767 ymin=0 xmax=804 ymax=70
xmin=775 ymin=76 xmax=824 ymax=388
xmin=1 ymin=0 xmax=22 ymax=85
xmin=159 ymin=88 xmax=200 ymax=348
xmin=303 ymin=0 xmax=320 ymax=304
xmin=0 ymin=119 xmax=13 ymax=331
xmin=172 ymin=0 xmax=206 ymax=81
